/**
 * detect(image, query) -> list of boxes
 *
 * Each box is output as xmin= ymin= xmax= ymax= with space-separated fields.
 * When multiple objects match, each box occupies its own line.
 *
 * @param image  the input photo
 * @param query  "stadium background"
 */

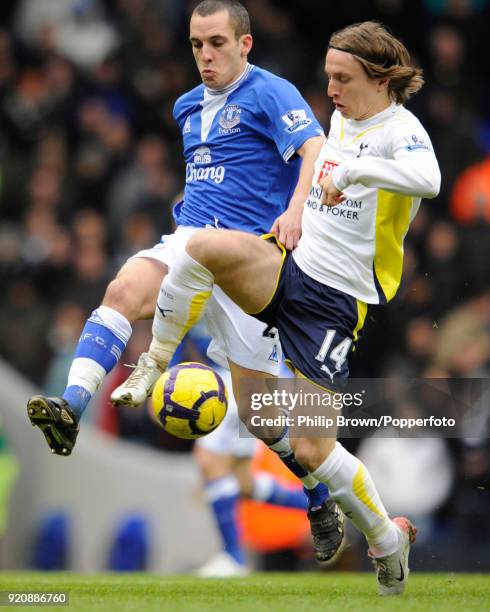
xmin=0 ymin=0 xmax=488 ymax=573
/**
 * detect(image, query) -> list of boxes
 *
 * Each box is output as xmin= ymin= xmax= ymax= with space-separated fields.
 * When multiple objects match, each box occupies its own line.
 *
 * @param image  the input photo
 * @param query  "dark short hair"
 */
xmin=329 ymin=21 xmax=424 ymax=104
xmin=193 ymin=0 xmax=251 ymax=39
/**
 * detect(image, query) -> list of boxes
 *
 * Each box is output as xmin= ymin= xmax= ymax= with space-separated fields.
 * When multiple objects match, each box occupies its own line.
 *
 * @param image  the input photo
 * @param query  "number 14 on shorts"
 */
xmin=315 ymin=329 xmax=352 ymax=382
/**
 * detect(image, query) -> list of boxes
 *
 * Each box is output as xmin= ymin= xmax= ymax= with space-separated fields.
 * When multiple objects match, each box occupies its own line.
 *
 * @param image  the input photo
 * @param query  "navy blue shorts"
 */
xmin=253 ymin=240 xmax=368 ymax=390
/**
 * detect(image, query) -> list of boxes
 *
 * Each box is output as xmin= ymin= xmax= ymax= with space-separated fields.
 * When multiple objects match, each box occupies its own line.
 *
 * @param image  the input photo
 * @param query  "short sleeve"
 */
xmin=259 ymin=79 xmax=324 ymax=162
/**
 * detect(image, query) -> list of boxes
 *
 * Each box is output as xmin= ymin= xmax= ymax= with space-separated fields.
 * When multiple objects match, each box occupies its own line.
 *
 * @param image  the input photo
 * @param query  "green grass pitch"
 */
xmin=0 ymin=572 xmax=489 ymax=611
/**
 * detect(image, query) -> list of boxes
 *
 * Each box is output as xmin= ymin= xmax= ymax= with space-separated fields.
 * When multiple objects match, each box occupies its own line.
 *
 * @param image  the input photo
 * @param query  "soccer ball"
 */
xmin=151 ymin=362 xmax=228 ymax=439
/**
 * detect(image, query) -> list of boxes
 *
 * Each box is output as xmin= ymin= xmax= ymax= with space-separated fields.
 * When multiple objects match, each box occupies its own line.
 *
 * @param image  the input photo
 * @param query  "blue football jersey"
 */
xmin=173 ymin=64 xmax=324 ymax=234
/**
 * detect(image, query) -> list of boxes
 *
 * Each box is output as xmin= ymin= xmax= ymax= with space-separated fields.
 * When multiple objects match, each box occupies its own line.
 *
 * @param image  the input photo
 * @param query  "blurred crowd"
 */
xmin=1 ymin=0 xmax=489 ymax=381
xmin=0 ymin=0 xmax=489 ymax=564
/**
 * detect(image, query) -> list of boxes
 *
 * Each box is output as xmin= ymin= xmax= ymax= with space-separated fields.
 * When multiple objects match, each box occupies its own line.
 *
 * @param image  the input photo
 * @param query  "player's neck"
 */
xmin=205 ymin=62 xmax=251 ymax=95
xmin=354 ymin=100 xmax=394 ymax=123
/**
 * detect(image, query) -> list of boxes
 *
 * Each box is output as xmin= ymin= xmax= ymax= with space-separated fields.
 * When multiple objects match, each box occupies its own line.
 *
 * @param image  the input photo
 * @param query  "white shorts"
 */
xmin=196 ymin=367 xmax=257 ymax=457
xmin=131 ymin=226 xmax=282 ymax=376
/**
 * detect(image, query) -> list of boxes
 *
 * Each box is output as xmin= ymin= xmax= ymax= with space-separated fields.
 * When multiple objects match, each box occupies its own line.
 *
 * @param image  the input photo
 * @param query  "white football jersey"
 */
xmin=293 ymin=103 xmax=441 ymax=304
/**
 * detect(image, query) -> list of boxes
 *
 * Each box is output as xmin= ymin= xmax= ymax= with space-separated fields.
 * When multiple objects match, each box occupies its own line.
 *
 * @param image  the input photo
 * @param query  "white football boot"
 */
xmin=110 ymin=353 xmax=163 ymax=407
xmin=371 ymin=516 xmax=417 ymax=596
xmin=195 ymin=552 xmax=250 ymax=578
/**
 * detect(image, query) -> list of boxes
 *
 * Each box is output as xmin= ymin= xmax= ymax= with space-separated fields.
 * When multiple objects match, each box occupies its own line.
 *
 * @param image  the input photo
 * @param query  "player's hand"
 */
xmin=270 ymin=205 xmax=303 ymax=250
xmin=321 ymin=173 xmax=345 ymax=206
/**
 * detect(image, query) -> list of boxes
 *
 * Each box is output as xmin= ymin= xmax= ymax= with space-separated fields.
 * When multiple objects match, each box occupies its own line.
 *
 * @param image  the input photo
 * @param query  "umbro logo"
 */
xmin=157 ymin=305 xmax=173 ymax=318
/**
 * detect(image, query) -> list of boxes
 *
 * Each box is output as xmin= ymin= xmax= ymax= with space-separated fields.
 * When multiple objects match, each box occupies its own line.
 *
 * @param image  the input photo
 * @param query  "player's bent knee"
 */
xmin=103 ymin=275 xmax=145 ymax=321
xmin=104 ymin=259 xmax=166 ymax=320
xmin=103 ymin=258 xmax=167 ymax=320
xmin=186 ymin=230 xmax=223 ymax=268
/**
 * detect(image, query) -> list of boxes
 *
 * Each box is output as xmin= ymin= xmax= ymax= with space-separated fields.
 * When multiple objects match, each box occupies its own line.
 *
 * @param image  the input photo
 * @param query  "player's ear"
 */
xmin=377 ymin=77 xmax=390 ymax=93
xmin=240 ymin=34 xmax=253 ymax=57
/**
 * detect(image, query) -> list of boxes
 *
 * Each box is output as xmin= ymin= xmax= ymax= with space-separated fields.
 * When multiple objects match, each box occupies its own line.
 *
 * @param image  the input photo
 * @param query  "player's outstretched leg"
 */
xmin=26 ymin=303 xmax=130 ymax=456
xmin=27 ymin=258 xmax=165 ymax=455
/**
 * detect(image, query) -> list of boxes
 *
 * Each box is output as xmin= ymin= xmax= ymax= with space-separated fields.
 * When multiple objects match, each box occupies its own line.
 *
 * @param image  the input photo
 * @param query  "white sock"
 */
xmin=97 ymin=305 xmax=132 ymax=340
xmin=312 ymin=442 xmax=399 ymax=557
xmin=149 ymin=248 xmax=214 ymax=368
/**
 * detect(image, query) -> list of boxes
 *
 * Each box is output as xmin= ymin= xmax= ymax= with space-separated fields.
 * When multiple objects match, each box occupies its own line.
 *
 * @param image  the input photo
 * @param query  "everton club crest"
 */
xmin=219 ymin=104 xmax=242 ymax=134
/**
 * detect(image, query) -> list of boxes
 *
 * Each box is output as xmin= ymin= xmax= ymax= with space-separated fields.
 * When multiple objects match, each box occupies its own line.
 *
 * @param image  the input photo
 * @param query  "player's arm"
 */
xmin=322 ymin=123 xmax=441 ymax=206
xmin=272 ymin=135 xmax=324 ymax=249
xmin=261 ymin=78 xmax=325 ymax=249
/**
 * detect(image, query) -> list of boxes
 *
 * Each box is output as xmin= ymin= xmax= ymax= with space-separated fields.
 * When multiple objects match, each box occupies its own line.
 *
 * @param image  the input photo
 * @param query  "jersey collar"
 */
xmin=205 ymin=63 xmax=254 ymax=97
xmin=350 ymin=102 xmax=399 ymax=128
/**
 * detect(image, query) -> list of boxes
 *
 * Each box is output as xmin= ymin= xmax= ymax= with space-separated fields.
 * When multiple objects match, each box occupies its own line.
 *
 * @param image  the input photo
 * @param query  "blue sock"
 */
xmin=205 ymin=476 xmax=244 ymax=565
xmin=252 ymin=472 xmax=308 ymax=510
xmin=62 ymin=386 xmax=93 ymax=419
xmin=63 ymin=306 xmax=131 ymax=419
xmin=304 ymin=483 xmax=330 ymax=510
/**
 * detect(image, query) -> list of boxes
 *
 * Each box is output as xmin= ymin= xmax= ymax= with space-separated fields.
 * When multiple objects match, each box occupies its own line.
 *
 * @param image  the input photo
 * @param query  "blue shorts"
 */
xmin=253 ymin=239 xmax=368 ymax=390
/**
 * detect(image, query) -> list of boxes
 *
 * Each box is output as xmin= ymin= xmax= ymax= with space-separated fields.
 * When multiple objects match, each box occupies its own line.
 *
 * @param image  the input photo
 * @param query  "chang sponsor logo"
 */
xmin=186 ymin=146 xmax=226 ymax=184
